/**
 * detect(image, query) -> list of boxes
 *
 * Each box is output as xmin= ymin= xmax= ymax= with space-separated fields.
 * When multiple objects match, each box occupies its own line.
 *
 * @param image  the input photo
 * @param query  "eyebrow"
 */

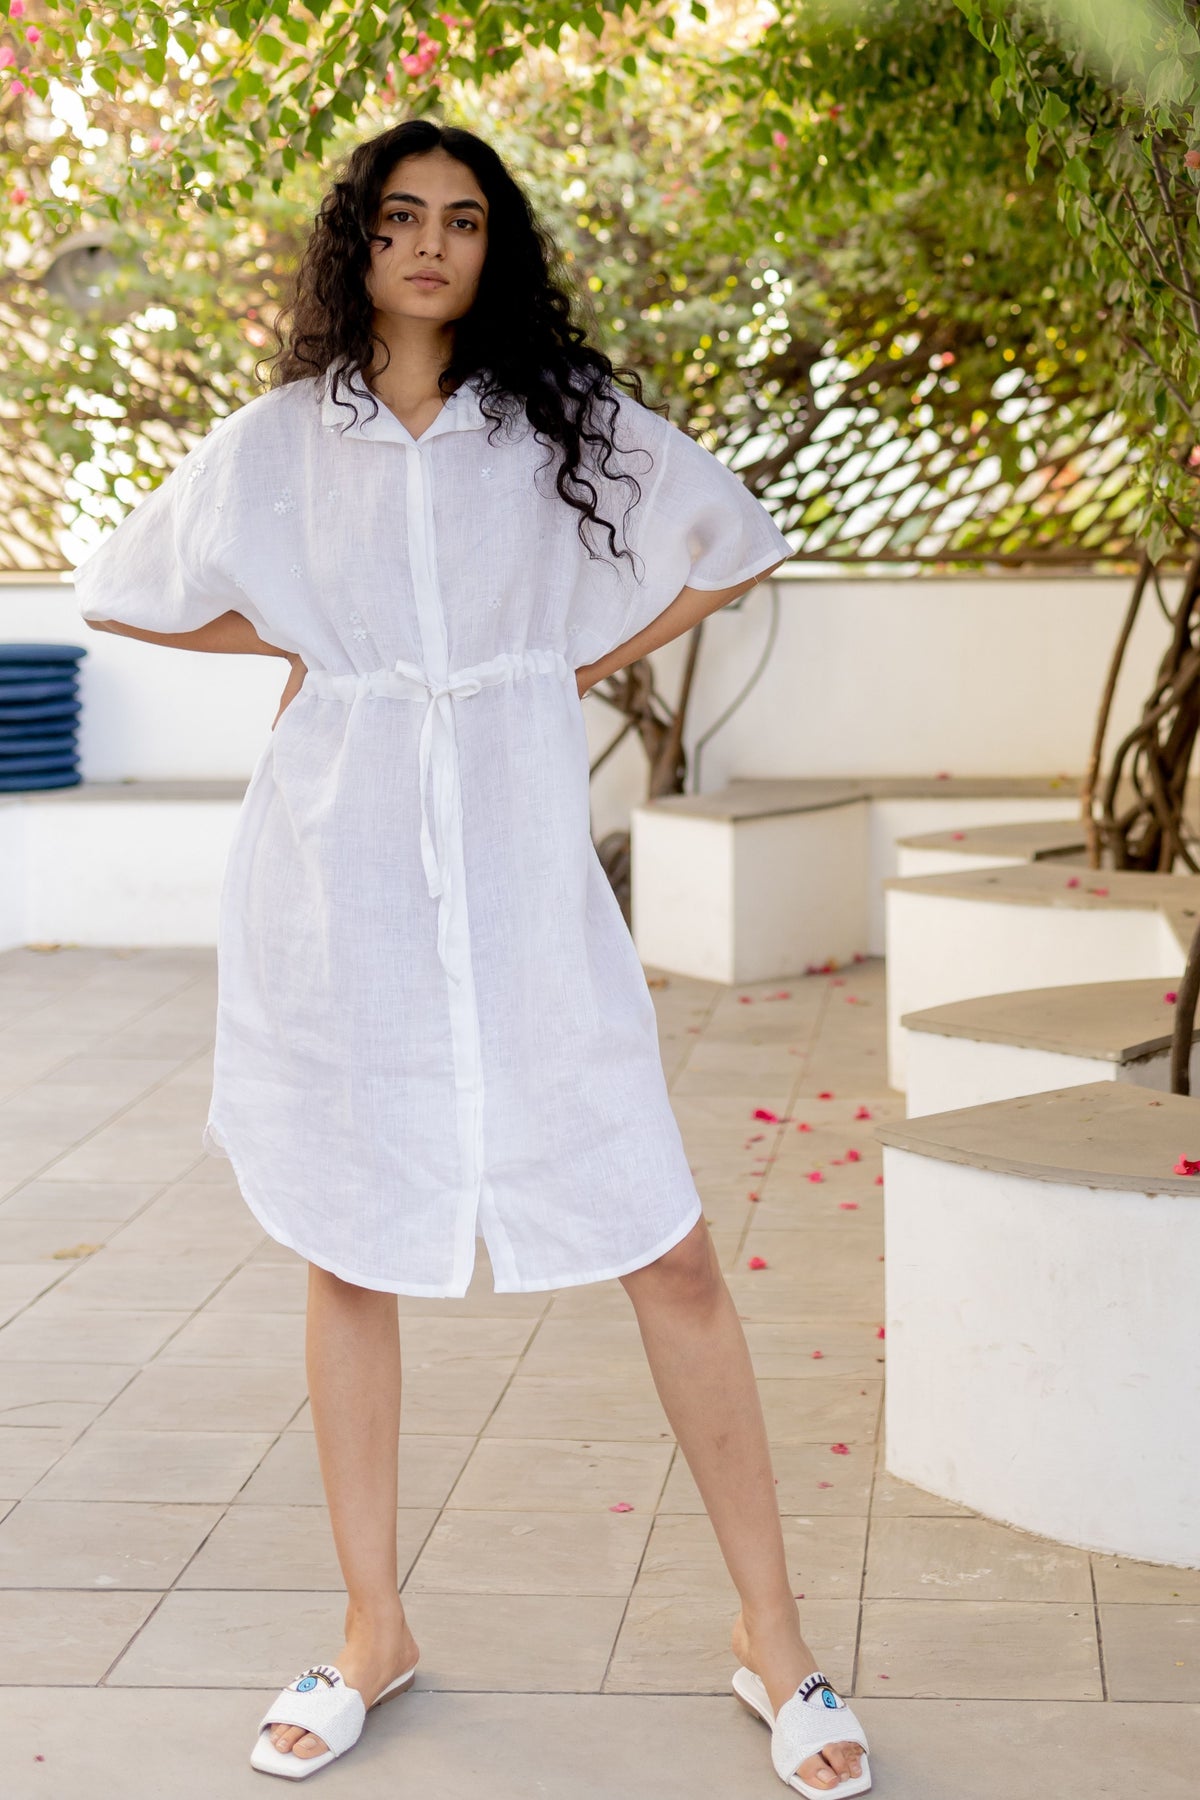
xmin=380 ymin=190 xmax=486 ymax=214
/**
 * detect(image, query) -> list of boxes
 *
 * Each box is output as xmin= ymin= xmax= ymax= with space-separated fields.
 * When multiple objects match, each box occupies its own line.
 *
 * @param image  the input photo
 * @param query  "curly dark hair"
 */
xmin=264 ymin=117 xmax=666 ymax=569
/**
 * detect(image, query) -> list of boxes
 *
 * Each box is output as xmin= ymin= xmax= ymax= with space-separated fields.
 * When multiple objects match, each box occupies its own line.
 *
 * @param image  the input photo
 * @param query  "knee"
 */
xmin=620 ymin=1219 xmax=723 ymax=1308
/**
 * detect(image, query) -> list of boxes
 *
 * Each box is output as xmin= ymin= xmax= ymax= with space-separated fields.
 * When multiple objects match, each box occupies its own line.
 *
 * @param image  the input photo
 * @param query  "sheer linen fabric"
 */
xmin=73 ymin=370 xmax=793 ymax=1295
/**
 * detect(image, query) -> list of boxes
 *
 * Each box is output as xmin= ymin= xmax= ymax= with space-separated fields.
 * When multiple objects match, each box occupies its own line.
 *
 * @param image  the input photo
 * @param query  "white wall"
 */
xmin=0 ymin=570 xmax=1168 ymax=838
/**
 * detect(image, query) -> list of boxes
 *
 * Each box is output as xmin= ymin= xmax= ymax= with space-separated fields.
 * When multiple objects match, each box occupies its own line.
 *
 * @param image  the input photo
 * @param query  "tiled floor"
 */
xmin=0 ymin=944 xmax=1196 ymax=1797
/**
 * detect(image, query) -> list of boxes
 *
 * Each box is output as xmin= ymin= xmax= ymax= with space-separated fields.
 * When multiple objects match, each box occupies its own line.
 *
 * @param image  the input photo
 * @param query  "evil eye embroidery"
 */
xmin=295 ymin=1676 xmax=317 ymax=1692
xmin=822 ymin=1689 xmax=842 ymax=1709
xmin=291 ymin=1664 xmax=339 ymax=1692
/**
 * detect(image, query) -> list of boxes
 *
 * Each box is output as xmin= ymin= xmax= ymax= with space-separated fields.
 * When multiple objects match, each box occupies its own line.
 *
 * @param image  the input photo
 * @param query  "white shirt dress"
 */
xmin=73 ymin=367 xmax=792 ymax=1296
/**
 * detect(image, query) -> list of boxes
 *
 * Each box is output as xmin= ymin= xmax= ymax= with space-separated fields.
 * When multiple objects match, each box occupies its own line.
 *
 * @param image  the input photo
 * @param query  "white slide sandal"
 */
xmin=732 ymin=1665 xmax=871 ymax=1797
xmin=250 ymin=1659 xmax=418 ymax=1779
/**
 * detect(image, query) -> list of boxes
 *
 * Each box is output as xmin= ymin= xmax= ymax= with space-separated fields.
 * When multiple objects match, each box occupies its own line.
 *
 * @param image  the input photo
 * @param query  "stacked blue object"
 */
xmin=0 ymin=644 xmax=86 ymax=791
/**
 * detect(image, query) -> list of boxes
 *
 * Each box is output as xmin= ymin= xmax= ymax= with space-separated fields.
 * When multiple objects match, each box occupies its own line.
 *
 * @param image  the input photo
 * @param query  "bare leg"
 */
xmin=267 ymin=1265 xmax=421 ymax=1761
xmin=620 ymin=1219 xmax=865 ymax=1791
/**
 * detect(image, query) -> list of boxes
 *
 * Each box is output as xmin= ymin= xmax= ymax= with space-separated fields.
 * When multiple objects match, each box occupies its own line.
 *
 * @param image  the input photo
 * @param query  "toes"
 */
xmin=797 ymin=1756 xmax=839 ymax=1789
xmin=796 ymin=1742 xmax=865 ymax=1787
xmin=292 ymin=1732 xmax=330 ymax=1758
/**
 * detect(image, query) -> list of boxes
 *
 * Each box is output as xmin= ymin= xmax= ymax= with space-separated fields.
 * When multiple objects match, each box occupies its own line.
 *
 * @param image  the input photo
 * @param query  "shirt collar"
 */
xmin=318 ymin=365 xmax=490 ymax=444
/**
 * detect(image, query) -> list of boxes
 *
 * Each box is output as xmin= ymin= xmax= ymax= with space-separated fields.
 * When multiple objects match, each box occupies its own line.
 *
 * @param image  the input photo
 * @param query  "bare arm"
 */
xmin=574 ymin=559 xmax=787 ymax=698
xmin=85 ymin=609 xmax=307 ymax=730
xmin=84 ymin=608 xmax=294 ymax=660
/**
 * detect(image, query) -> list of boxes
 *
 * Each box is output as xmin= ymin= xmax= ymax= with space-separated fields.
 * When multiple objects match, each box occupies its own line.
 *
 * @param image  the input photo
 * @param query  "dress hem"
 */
xmin=203 ymin=1117 xmax=705 ymax=1299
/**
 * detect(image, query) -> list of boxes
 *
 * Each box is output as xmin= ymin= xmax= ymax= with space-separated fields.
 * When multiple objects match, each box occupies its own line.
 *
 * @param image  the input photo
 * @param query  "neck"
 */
xmin=366 ymin=313 xmax=456 ymax=404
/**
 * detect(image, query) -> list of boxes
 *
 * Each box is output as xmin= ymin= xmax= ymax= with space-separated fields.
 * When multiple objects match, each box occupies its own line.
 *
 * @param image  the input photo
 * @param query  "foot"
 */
xmin=732 ymin=1611 xmax=865 ymax=1790
xmin=267 ymin=1607 xmax=420 ymax=1762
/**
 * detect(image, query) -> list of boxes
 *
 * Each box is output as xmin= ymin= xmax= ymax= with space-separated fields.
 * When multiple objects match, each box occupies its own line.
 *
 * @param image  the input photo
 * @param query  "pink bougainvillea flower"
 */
xmin=830 ymin=1443 xmax=850 ymax=1455
xmin=12 ymin=185 xmax=27 ymax=204
xmin=26 ymin=26 xmax=40 ymax=43
xmin=876 ymin=1326 xmax=886 ymax=1339
xmin=752 ymin=1107 xmax=779 ymax=1121
xmin=796 ymin=1121 xmax=812 ymax=1132
xmin=1174 ymin=1155 xmax=1200 ymax=1176
xmin=1065 ymin=876 xmax=1081 ymax=888
xmin=839 ymin=1200 xmax=859 ymax=1210
xmin=1165 ymin=991 xmax=1179 ymax=1004
xmin=748 ymin=1255 xmax=769 ymax=1270
xmin=609 ymin=1501 xmax=635 ymax=1512
xmin=874 ymin=1174 xmax=884 ymax=1185
xmin=10 ymin=0 xmax=24 ymax=12
xmin=811 ymin=1349 xmax=825 ymax=1359
xmin=807 ymin=1170 xmax=825 ymax=1183
xmin=855 ymin=1105 xmax=873 ymax=1120
xmin=845 ymin=1148 xmax=862 ymax=1162
xmin=817 ymin=1090 xmax=835 ymax=1100
xmin=771 ymin=129 xmax=788 ymax=149
xmin=9 ymin=79 xmax=26 ymax=96
xmin=0 ymin=47 xmax=17 ymax=67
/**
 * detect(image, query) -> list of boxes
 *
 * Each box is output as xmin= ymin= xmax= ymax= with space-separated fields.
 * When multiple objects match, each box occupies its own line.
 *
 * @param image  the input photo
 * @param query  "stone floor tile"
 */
xmin=604 ymin=1594 xmax=858 ymax=1694
xmin=0 ymin=1217 xmax=122 ymax=1262
xmin=0 ymin=1359 xmax=137 ymax=1431
xmin=514 ymin=1317 xmax=653 ymax=1376
xmin=446 ymin=1437 xmax=672 ymax=1512
xmin=1100 ymin=1604 xmax=1200 ymax=1700
xmin=1092 ymin=1554 xmax=1200 ymax=1603
xmin=0 ymin=1498 xmax=223 ymax=1587
xmin=756 ymin=1377 xmax=882 ymax=1446
xmin=235 ymin=1431 xmax=474 ymax=1510
xmin=106 ymin=1586 xmax=354 ymax=1686
xmin=398 ymin=1592 xmax=627 ymax=1692
xmin=155 ymin=1309 xmax=304 ymax=1364
xmin=96 ymin=1361 xmax=308 ymax=1433
xmin=633 ymin=1512 xmax=867 ymax=1603
xmin=743 ymin=1319 xmax=887 ymax=1380
xmin=858 ymin=1598 xmax=1102 ymax=1698
xmin=0 ymin=1586 xmax=160 ymax=1683
xmin=405 ymin=1506 xmax=652 ymax=1596
xmin=31 ymin=1249 xmax=237 ymax=1313
xmin=660 ymin=1441 xmax=874 ymax=1517
xmin=870 ymin=1468 xmax=975 ymax=1517
xmin=482 ymin=1372 xmax=673 ymax=1442
xmin=0 ymin=1308 xmax=192 ymax=1364
xmin=0 ymin=1426 xmax=82 ymax=1500
xmin=176 ymin=1503 xmax=438 ymax=1589
xmin=200 ymin=1262 xmax=309 ymax=1313
xmin=0 ymin=1179 xmax=163 ymax=1222
xmin=287 ymin=1360 xmax=518 ymax=1436
xmin=29 ymin=1427 xmax=276 ymax=1504
xmin=865 ymin=1514 xmax=1093 ymax=1603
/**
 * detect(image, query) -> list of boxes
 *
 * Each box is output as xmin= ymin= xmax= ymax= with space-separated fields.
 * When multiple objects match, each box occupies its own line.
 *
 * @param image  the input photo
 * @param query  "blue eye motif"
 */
xmin=296 ymin=1676 xmax=317 ymax=1691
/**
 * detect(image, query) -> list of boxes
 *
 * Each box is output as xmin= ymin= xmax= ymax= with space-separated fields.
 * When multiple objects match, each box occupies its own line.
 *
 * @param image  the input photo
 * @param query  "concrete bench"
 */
xmin=895 ymin=818 xmax=1087 ymax=878
xmin=877 ymin=1079 xmax=1200 ymax=1566
xmin=883 ymin=862 xmax=1197 ymax=1090
xmin=902 ymin=977 xmax=1200 ymax=1114
xmin=630 ymin=774 xmax=1084 ymax=985
xmin=0 ymin=779 xmax=247 ymax=950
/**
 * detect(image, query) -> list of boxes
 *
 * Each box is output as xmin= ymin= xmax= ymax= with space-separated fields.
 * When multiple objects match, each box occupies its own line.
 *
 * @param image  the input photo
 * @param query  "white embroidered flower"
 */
xmin=486 ymin=596 xmax=502 ymax=609
xmin=273 ymin=487 xmax=297 ymax=515
xmin=187 ymin=458 xmax=208 ymax=485
xmin=289 ymin=561 xmax=303 ymax=577
xmin=479 ymin=466 xmax=494 ymax=480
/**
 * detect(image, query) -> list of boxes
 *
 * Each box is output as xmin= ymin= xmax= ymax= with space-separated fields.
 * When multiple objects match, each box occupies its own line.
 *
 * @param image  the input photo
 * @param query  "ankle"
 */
xmin=344 ymin=1596 xmax=410 ymax=1637
xmin=738 ymin=1599 xmax=803 ymax=1637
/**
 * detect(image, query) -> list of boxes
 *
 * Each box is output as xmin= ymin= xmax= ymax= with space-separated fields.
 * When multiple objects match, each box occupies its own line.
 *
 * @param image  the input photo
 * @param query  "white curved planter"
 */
xmin=878 ymin=1081 xmax=1200 ymax=1567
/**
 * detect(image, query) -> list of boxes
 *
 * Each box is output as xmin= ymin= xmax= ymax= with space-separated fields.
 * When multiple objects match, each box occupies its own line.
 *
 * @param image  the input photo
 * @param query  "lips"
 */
xmin=407 ymin=274 xmax=447 ymax=287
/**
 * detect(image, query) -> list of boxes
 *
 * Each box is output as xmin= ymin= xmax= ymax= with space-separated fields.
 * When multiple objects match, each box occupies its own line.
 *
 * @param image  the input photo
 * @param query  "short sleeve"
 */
xmin=73 ymin=419 xmax=246 ymax=636
xmin=615 ymin=404 xmax=792 ymax=643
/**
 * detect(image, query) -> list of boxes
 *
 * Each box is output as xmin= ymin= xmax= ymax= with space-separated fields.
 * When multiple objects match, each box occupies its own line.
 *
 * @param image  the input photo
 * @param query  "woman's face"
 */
xmin=366 ymin=148 xmax=489 ymax=328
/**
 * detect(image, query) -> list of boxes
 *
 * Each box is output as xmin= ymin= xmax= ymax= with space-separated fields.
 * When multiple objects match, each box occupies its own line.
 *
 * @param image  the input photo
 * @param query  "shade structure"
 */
xmin=0 ymin=644 xmax=85 ymax=791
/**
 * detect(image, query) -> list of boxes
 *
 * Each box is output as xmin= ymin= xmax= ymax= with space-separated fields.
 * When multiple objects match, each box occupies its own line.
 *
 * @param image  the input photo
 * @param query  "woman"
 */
xmin=74 ymin=119 xmax=869 ymax=1796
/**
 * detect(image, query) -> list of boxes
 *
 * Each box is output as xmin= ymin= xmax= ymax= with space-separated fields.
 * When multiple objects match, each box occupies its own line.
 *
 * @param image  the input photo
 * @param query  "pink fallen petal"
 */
xmin=772 ymin=989 xmax=791 ymax=999
xmin=748 ymin=1255 xmax=769 ymax=1270
xmin=752 ymin=1107 xmax=779 ymax=1121
xmin=831 ymin=1158 xmax=844 ymax=1165
xmin=609 ymin=1501 xmax=635 ymax=1512
xmin=748 ymin=1191 xmax=760 ymax=1202
xmin=1065 ymin=876 xmax=1081 ymax=888
xmin=855 ymin=1106 xmax=873 ymax=1120
xmin=738 ymin=995 xmax=754 ymax=1004
xmin=1165 ymin=991 xmax=1179 ymax=1004
xmin=876 ymin=1326 xmax=886 ymax=1339
xmin=746 ymin=1133 xmax=765 ymax=1143
xmin=951 ymin=831 xmax=966 ymax=840
xmin=838 ymin=1201 xmax=859 ymax=1210
xmin=845 ymin=1148 xmax=861 ymax=1162
xmin=817 ymin=1090 xmax=835 ymax=1100
xmin=1174 ymin=1155 xmax=1200 ymax=1176
xmin=877 ymin=1673 xmax=890 ymax=1679
xmin=1088 ymin=886 xmax=1109 ymax=896
xmin=874 ymin=1174 xmax=884 ymax=1186
xmin=811 ymin=1350 xmax=825 ymax=1359
xmin=796 ymin=1121 xmax=813 ymax=1132
xmin=831 ymin=977 xmax=846 ymax=987
xmin=807 ymin=1171 xmax=825 ymax=1183
xmin=830 ymin=1442 xmax=850 ymax=1455
xmin=935 ymin=770 xmax=951 ymax=779
xmin=853 ymin=951 xmax=866 ymax=962
xmin=816 ymin=1480 xmax=834 ymax=1489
